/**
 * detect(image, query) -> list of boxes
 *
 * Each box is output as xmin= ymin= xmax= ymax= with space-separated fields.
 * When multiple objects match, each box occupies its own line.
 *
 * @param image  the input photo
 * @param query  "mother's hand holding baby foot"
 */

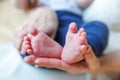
xmin=24 ymin=45 xmax=100 ymax=74
xmin=13 ymin=17 xmax=40 ymax=54
xmin=24 ymin=23 xmax=100 ymax=74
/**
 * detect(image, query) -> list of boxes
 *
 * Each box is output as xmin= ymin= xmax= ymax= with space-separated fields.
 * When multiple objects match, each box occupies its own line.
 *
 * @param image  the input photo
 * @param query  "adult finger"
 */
xmin=34 ymin=58 xmax=89 ymax=74
xmin=21 ymin=41 xmax=26 ymax=54
xmin=24 ymin=55 xmax=37 ymax=64
xmin=13 ymin=22 xmax=28 ymax=51
xmin=34 ymin=58 xmax=69 ymax=70
xmin=84 ymin=45 xmax=100 ymax=70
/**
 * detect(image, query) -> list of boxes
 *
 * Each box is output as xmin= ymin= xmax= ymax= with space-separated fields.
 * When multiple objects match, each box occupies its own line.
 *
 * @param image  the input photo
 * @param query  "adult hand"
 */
xmin=13 ymin=17 xmax=40 ymax=53
xmin=24 ymin=46 xmax=100 ymax=74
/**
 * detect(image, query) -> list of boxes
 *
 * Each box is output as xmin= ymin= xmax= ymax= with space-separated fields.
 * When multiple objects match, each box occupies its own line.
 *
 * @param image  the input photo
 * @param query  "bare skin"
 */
xmin=13 ymin=18 xmax=37 ymax=53
xmin=10 ymin=0 xmax=38 ymax=11
xmin=77 ymin=0 xmax=93 ymax=9
xmin=12 ymin=7 xmax=58 ymax=54
xmin=24 ymin=28 xmax=62 ymax=61
xmin=61 ymin=23 xmax=86 ymax=64
xmin=24 ymin=42 xmax=100 ymax=74
xmin=62 ymin=22 xmax=95 ymax=64
xmin=24 ymin=23 xmax=99 ymax=74
xmin=11 ymin=0 xmax=120 ymax=75
xmin=11 ymin=0 xmax=93 ymax=60
xmin=11 ymin=0 xmax=93 ymax=10
xmin=24 ymin=22 xmax=89 ymax=64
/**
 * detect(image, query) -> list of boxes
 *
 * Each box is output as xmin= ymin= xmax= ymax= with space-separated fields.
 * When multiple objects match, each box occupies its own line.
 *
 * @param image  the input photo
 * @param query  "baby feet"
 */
xmin=62 ymin=22 xmax=92 ymax=64
xmin=24 ymin=28 xmax=62 ymax=59
xmin=23 ymin=22 xmax=95 ymax=66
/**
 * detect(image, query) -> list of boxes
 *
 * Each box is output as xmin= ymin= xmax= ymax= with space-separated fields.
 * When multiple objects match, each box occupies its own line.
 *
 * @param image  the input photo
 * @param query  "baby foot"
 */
xmin=24 ymin=28 xmax=62 ymax=59
xmin=62 ymin=23 xmax=88 ymax=64
xmin=65 ymin=22 xmax=78 ymax=44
